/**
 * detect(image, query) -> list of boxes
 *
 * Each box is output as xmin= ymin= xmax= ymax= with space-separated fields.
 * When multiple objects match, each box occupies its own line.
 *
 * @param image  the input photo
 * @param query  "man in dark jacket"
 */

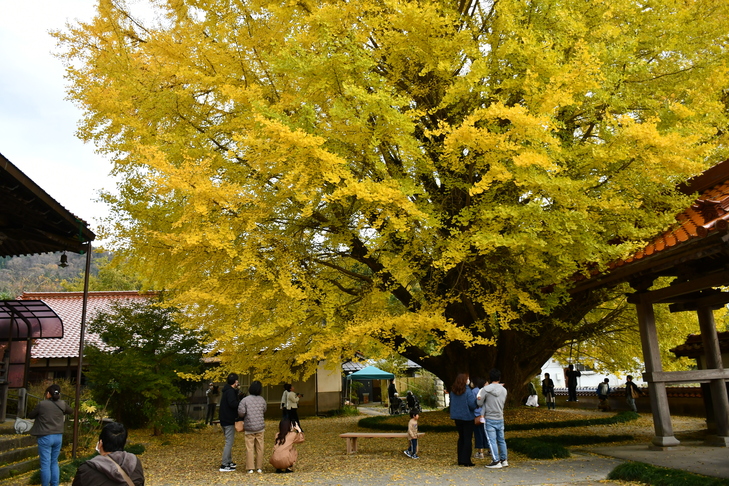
xmin=565 ymin=364 xmax=581 ymax=402
xmin=219 ymin=373 xmax=240 ymax=472
xmin=72 ymin=422 xmax=144 ymax=485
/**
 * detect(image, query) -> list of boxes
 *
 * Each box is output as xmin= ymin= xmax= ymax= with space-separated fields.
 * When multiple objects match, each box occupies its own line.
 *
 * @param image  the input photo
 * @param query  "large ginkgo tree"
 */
xmin=57 ymin=0 xmax=729 ymax=395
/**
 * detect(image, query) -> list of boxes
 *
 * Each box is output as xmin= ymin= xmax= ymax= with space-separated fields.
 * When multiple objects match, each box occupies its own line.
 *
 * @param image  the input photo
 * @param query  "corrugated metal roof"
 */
xmin=19 ymin=291 xmax=154 ymax=359
xmin=0 ymin=300 xmax=63 ymax=339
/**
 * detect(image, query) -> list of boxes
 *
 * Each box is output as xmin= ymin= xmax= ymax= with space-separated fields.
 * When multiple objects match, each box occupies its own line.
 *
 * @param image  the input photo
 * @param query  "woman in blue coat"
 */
xmin=449 ymin=373 xmax=476 ymax=466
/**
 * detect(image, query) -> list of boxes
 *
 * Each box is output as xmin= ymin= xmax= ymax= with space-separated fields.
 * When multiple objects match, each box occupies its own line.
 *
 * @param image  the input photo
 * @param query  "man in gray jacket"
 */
xmin=72 ymin=422 xmax=144 ymax=485
xmin=476 ymin=368 xmax=508 ymax=469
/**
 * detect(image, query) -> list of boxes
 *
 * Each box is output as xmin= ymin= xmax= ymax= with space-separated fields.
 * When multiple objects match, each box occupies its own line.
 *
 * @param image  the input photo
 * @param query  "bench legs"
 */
xmin=345 ymin=437 xmax=358 ymax=454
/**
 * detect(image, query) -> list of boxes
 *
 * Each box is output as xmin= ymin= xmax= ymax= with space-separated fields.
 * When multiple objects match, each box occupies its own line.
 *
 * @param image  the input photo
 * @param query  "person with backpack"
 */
xmin=596 ymin=378 xmax=611 ymax=411
xmin=625 ymin=375 xmax=642 ymax=412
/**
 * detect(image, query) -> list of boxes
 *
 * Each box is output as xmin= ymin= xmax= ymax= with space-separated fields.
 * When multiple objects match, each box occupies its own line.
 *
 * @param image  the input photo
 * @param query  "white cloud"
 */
xmin=0 ymin=1 xmax=112 ymax=233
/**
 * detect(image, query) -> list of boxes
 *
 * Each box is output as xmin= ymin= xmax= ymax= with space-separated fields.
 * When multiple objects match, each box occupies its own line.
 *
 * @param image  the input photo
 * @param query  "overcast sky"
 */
xmin=0 ymin=1 xmax=110 ymax=234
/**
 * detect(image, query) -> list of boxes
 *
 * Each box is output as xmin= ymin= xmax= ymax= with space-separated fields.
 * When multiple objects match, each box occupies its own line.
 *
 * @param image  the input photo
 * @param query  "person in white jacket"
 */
xmin=286 ymin=384 xmax=302 ymax=431
xmin=476 ymin=369 xmax=508 ymax=469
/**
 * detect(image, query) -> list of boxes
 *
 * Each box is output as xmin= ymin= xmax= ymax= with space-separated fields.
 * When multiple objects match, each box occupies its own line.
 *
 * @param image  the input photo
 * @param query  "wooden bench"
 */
xmin=339 ymin=432 xmax=425 ymax=454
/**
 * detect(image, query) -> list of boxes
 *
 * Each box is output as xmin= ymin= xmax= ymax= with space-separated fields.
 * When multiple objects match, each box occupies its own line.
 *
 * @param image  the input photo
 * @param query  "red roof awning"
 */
xmin=0 ymin=300 xmax=63 ymax=340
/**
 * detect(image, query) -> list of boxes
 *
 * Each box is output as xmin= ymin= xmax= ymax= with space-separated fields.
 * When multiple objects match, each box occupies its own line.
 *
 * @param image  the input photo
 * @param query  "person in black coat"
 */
xmin=219 ymin=373 xmax=241 ymax=472
xmin=564 ymin=364 xmax=581 ymax=401
xmin=541 ymin=373 xmax=555 ymax=410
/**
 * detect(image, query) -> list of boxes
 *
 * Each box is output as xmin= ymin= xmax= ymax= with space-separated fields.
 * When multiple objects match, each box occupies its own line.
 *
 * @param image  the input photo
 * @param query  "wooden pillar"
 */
xmin=696 ymin=306 xmax=729 ymax=446
xmin=635 ymin=295 xmax=680 ymax=448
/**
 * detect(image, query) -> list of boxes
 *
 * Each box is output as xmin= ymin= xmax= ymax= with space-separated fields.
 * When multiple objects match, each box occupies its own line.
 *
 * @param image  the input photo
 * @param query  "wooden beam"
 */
xmin=644 ymin=369 xmax=729 ymax=383
xmin=696 ymin=306 xmax=729 ymax=440
xmin=628 ymin=269 xmax=729 ymax=304
xmin=668 ymin=290 xmax=729 ymax=312
xmin=635 ymin=295 xmax=680 ymax=448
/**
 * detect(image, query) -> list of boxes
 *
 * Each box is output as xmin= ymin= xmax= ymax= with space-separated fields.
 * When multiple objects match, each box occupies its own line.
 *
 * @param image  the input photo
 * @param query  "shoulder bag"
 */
xmin=104 ymin=455 xmax=135 ymax=486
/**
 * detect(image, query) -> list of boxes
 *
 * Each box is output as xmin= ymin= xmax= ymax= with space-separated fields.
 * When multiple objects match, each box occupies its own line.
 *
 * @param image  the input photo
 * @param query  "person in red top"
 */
xmin=269 ymin=418 xmax=305 ymax=473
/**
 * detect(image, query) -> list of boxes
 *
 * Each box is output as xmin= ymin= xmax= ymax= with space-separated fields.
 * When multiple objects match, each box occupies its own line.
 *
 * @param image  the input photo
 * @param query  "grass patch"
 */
xmin=507 ymin=434 xmax=633 ymax=459
xmin=608 ymin=462 xmax=729 ymax=486
xmin=326 ymin=405 xmax=361 ymax=417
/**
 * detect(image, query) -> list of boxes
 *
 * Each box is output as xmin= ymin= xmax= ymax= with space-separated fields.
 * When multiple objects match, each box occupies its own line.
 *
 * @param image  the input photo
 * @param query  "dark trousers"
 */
xmin=568 ymin=386 xmax=578 ymax=401
xmin=454 ymin=419 xmax=474 ymax=465
xmin=474 ymin=420 xmax=486 ymax=449
xmin=288 ymin=408 xmax=301 ymax=430
xmin=408 ymin=438 xmax=418 ymax=456
xmin=206 ymin=404 xmax=216 ymax=424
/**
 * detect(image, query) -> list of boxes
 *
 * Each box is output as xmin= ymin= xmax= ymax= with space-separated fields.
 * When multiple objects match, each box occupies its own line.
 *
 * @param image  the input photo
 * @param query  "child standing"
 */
xmin=404 ymin=410 xmax=420 ymax=459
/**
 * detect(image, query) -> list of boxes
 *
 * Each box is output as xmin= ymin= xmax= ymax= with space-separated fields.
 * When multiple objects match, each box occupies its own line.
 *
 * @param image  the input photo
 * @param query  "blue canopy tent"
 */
xmin=345 ymin=366 xmax=394 ymax=405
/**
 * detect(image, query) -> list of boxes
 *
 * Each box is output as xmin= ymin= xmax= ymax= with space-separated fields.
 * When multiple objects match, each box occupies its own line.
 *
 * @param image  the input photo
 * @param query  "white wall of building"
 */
xmin=540 ymin=358 xmax=645 ymax=391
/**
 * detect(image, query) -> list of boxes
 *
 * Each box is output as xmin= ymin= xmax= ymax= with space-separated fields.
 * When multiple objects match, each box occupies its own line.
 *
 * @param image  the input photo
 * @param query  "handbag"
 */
xmin=235 ymin=420 xmax=244 ymax=432
xmin=14 ymin=417 xmax=34 ymax=434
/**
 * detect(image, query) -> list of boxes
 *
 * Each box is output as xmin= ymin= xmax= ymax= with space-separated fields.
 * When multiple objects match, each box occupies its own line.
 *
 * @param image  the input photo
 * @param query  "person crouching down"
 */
xmin=72 ymin=422 xmax=144 ymax=485
xmin=269 ymin=418 xmax=305 ymax=473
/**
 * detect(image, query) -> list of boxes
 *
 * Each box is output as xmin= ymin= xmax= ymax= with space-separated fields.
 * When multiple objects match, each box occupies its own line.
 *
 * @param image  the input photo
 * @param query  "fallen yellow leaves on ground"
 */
xmin=55 ymin=408 xmax=704 ymax=485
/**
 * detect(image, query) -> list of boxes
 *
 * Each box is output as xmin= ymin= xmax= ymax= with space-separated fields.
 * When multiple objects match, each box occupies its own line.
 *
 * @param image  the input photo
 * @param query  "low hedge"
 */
xmin=506 ymin=410 xmax=640 ymax=431
xmin=358 ymin=410 xmax=640 ymax=432
xmin=507 ymin=434 xmax=634 ymax=459
xmin=608 ymin=461 xmax=729 ymax=486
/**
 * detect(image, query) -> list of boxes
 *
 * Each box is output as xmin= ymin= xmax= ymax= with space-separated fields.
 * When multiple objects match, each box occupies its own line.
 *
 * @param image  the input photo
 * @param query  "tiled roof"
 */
xmin=611 ymin=159 xmax=729 ymax=269
xmin=19 ymin=291 xmax=154 ymax=359
xmin=669 ymin=331 xmax=729 ymax=359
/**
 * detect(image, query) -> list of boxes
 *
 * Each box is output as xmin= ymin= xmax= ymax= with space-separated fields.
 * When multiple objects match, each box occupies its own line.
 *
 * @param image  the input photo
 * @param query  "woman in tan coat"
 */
xmin=269 ymin=418 xmax=305 ymax=473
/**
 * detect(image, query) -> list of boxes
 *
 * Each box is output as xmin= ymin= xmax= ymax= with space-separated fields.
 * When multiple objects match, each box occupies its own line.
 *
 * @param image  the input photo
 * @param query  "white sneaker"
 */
xmin=256 ymin=469 xmax=263 ymax=474
xmin=501 ymin=460 xmax=509 ymax=467
xmin=486 ymin=460 xmax=502 ymax=469
xmin=247 ymin=470 xmax=254 ymax=474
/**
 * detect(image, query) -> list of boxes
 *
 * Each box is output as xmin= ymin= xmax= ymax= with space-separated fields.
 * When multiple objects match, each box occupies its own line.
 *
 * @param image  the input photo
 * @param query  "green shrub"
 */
xmin=608 ymin=461 xmax=729 ymax=486
xmin=359 ymin=410 xmax=639 ymax=432
xmin=507 ymin=411 xmax=639 ymax=431
xmin=29 ymin=459 xmax=84 ymax=485
xmin=506 ymin=434 xmax=632 ymax=459
xmin=358 ymin=414 xmax=453 ymax=432
xmin=125 ymin=443 xmax=146 ymax=455
xmin=30 ymin=446 xmax=145 ymax=485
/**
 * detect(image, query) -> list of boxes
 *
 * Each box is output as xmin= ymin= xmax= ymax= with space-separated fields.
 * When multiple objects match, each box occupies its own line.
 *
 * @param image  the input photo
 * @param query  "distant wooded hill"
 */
xmin=0 ymin=251 xmax=137 ymax=298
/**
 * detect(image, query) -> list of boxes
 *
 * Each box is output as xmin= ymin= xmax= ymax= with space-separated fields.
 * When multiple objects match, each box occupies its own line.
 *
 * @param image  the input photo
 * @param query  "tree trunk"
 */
xmin=403 ymin=289 xmax=606 ymax=406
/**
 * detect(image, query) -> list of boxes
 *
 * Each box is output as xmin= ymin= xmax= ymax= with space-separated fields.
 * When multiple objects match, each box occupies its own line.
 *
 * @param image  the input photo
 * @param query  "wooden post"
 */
xmin=635 ymin=294 xmax=680 ymax=448
xmin=695 ymin=305 xmax=729 ymax=446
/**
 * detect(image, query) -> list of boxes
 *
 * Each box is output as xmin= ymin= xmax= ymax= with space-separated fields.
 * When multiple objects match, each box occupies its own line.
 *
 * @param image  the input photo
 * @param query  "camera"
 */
xmin=298 ymin=393 xmax=304 ymax=398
